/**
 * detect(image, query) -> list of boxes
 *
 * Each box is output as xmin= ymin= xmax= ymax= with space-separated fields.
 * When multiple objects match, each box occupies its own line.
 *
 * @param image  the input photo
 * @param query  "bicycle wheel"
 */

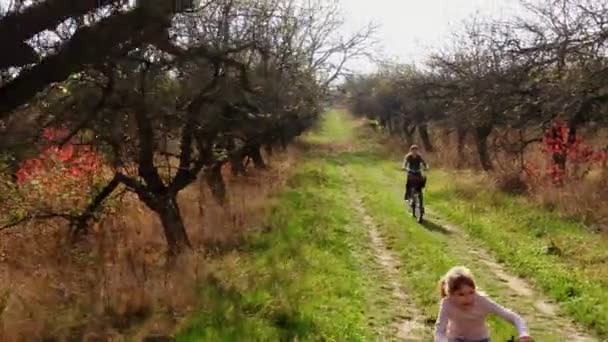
xmin=412 ymin=192 xmax=423 ymax=223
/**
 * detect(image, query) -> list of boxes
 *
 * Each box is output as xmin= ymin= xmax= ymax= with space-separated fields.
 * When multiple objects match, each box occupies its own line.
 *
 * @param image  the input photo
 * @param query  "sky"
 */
xmin=0 ymin=0 xmax=527 ymax=74
xmin=339 ymin=0 xmax=525 ymax=73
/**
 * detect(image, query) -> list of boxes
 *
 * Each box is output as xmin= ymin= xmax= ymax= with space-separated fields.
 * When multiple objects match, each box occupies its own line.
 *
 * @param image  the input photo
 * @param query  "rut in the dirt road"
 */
xmin=425 ymin=211 xmax=597 ymax=342
xmin=345 ymin=169 xmax=429 ymax=341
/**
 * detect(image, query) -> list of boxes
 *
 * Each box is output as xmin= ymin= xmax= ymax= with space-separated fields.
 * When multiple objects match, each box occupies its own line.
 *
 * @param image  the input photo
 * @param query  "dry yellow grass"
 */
xmin=0 ymin=146 xmax=301 ymax=341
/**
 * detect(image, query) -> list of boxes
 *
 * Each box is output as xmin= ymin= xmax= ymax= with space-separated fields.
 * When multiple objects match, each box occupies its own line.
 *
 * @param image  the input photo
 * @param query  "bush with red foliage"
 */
xmin=15 ymin=128 xmax=103 ymax=185
xmin=527 ymin=120 xmax=608 ymax=185
xmin=5 ymin=127 xmax=105 ymax=217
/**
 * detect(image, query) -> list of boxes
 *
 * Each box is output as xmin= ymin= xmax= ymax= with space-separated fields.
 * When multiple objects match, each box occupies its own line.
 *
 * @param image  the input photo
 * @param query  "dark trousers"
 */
xmin=404 ymin=172 xmax=425 ymax=200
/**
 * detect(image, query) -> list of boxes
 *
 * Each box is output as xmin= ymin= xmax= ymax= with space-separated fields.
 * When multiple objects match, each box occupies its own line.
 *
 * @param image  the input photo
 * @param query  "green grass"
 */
xmin=426 ymin=170 xmax=608 ymax=338
xmin=305 ymin=109 xmax=356 ymax=144
xmin=178 ymin=159 xmax=371 ymax=341
xmin=178 ymin=109 xmax=604 ymax=341
xmin=341 ymin=152 xmax=559 ymax=340
xmin=319 ymin=111 xmax=586 ymax=340
xmin=177 ymin=111 xmax=395 ymax=341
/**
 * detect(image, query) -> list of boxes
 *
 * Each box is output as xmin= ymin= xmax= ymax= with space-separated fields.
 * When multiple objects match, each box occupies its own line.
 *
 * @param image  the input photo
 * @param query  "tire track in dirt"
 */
xmin=345 ymin=169 xmax=429 ymax=341
xmin=425 ymin=210 xmax=597 ymax=342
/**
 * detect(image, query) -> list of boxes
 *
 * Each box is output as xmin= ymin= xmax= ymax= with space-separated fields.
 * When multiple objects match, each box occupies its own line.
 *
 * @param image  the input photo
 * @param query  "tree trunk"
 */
xmin=402 ymin=123 xmax=416 ymax=146
xmin=546 ymin=124 xmax=567 ymax=172
xmin=379 ymin=117 xmax=388 ymax=130
xmin=248 ymin=145 xmax=266 ymax=169
xmin=230 ymin=153 xmax=247 ymax=176
xmin=156 ymin=196 xmax=191 ymax=258
xmin=456 ymin=127 xmax=467 ymax=168
xmin=562 ymin=98 xmax=592 ymax=171
xmin=205 ymin=164 xmax=226 ymax=203
xmin=279 ymin=134 xmax=288 ymax=150
xmin=264 ymin=144 xmax=273 ymax=157
xmin=567 ymin=96 xmax=592 ymax=144
xmin=386 ymin=115 xmax=394 ymax=134
xmin=475 ymin=125 xmax=493 ymax=171
xmin=418 ymin=124 xmax=434 ymax=152
xmin=227 ymin=139 xmax=245 ymax=176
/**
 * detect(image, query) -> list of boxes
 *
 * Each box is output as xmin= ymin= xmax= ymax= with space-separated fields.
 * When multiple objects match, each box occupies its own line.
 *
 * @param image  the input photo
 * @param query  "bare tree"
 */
xmin=1 ymin=0 xmax=375 ymax=258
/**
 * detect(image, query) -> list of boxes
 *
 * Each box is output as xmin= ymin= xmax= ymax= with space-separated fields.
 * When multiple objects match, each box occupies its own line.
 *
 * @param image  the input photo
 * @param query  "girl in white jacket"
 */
xmin=434 ymin=266 xmax=533 ymax=342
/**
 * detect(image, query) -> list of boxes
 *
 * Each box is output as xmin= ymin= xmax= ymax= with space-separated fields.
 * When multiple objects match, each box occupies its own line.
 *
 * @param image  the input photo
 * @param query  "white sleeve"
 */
xmin=481 ymin=295 xmax=529 ymax=337
xmin=434 ymin=300 xmax=449 ymax=342
xmin=421 ymin=156 xmax=428 ymax=169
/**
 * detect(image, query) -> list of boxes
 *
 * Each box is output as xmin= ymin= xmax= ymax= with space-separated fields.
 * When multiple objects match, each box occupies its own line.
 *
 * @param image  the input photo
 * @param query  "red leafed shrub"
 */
xmin=529 ymin=120 xmax=608 ymax=185
xmin=523 ymin=160 xmax=538 ymax=178
xmin=7 ymin=127 xmax=106 ymax=216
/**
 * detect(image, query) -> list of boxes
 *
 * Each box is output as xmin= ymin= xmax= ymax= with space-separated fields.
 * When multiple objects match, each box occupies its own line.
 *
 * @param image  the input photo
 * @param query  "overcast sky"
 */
xmin=339 ymin=0 xmax=525 ymax=73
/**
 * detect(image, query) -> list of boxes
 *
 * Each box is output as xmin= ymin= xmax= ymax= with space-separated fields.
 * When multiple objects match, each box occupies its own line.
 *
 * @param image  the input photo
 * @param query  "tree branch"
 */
xmin=0 ymin=6 xmax=171 ymax=118
xmin=0 ymin=0 xmax=125 ymax=69
xmin=70 ymin=173 xmax=122 ymax=234
xmin=57 ymin=67 xmax=116 ymax=146
xmin=133 ymin=62 xmax=166 ymax=193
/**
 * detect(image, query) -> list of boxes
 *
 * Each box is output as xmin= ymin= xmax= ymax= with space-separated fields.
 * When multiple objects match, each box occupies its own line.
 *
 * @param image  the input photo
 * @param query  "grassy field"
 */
xmin=426 ymin=171 xmax=608 ymax=337
xmin=178 ymin=110 xmax=604 ymax=340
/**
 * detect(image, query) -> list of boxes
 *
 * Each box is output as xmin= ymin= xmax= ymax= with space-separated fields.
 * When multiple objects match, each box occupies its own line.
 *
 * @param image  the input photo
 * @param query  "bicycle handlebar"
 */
xmin=403 ymin=167 xmax=429 ymax=173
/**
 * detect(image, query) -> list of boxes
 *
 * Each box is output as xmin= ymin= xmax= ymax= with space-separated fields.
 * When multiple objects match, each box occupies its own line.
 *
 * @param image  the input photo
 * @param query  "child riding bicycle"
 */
xmin=402 ymin=144 xmax=428 ymax=203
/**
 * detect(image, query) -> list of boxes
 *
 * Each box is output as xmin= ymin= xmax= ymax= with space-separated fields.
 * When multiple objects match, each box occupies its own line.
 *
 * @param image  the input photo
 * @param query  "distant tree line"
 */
xmin=343 ymin=0 xmax=608 ymax=172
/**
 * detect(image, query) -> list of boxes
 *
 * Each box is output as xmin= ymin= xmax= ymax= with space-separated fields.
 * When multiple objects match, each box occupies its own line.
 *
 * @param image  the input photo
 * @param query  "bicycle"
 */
xmin=403 ymin=167 xmax=426 ymax=223
xmin=506 ymin=336 xmax=533 ymax=342
xmin=452 ymin=337 xmax=519 ymax=342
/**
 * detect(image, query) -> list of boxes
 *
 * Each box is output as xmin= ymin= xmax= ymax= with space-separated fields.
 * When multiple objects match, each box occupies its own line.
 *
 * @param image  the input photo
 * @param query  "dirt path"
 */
xmin=425 ymin=211 xmax=596 ymax=342
xmin=345 ymin=170 xmax=430 ymax=341
xmin=315 ymin=114 xmax=597 ymax=340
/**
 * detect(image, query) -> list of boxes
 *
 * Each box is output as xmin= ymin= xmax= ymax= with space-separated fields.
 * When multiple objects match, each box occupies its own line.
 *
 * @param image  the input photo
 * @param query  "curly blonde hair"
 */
xmin=439 ymin=266 xmax=476 ymax=298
